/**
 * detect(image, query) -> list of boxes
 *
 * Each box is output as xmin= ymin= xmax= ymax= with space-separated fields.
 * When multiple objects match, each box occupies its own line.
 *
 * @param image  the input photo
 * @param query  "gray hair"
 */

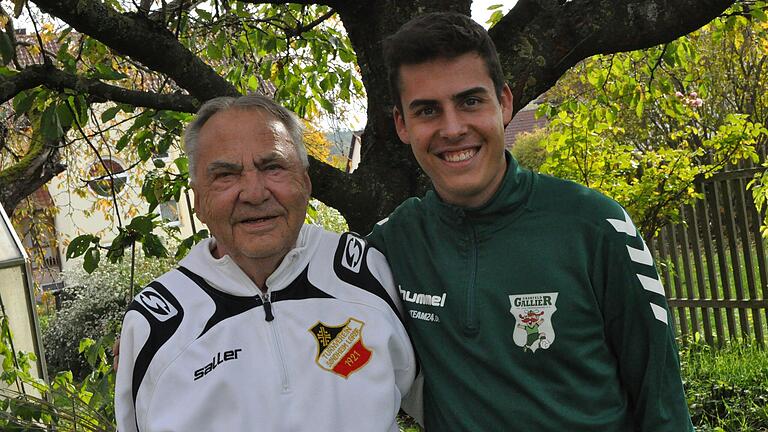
xmin=184 ymin=94 xmax=308 ymax=183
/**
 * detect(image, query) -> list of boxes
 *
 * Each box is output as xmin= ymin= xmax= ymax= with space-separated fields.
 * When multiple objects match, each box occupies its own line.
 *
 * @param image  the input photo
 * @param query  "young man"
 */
xmin=368 ymin=12 xmax=694 ymax=431
xmin=115 ymin=95 xmax=416 ymax=432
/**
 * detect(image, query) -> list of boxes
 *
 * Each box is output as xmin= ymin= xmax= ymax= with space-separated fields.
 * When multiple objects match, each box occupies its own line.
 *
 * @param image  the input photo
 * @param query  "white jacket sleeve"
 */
xmin=114 ymin=310 xmax=150 ymax=432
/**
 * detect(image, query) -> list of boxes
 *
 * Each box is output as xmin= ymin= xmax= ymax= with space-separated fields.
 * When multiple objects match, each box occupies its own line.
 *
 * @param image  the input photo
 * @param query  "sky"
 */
xmin=471 ymin=0 xmax=517 ymax=27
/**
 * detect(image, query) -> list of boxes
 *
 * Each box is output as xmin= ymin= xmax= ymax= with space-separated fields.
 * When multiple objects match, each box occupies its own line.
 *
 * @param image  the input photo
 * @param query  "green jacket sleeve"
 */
xmin=597 ymin=209 xmax=694 ymax=432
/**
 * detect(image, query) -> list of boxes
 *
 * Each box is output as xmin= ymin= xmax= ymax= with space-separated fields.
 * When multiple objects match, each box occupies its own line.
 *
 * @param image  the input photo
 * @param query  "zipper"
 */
xmin=464 ymin=223 xmax=479 ymax=334
xmin=262 ymin=290 xmax=290 ymax=392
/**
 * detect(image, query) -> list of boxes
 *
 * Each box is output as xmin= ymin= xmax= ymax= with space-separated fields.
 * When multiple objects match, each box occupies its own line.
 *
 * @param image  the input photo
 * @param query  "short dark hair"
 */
xmin=383 ymin=12 xmax=506 ymax=111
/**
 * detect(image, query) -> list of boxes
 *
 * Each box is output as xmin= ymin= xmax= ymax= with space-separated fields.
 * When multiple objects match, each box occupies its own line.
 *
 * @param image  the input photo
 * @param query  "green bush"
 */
xmin=43 ymin=253 xmax=177 ymax=379
xmin=510 ymin=128 xmax=548 ymax=171
xmin=682 ymin=341 xmax=768 ymax=431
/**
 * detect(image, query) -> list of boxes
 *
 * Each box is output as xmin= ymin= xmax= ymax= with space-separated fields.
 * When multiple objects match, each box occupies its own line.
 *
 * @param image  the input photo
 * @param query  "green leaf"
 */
xmin=195 ymin=8 xmax=212 ymax=20
xmin=116 ymin=134 xmax=131 ymax=151
xmin=133 ymin=112 xmax=153 ymax=129
xmin=101 ymin=105 xmax=122 ymax=122
xmin=66 ymin=234 xmax=98 ymax=259
xmin=142 ymin=233 xmax=168 ymax=258
xmin=174 ymin=156 xmax=189 ymax=174
xmin=83 ymin=247 xmax=100 ymax=273
xmin=78 ymin=338 xmax=95 ymax=354
xmin=12 ymin=91 xmax=36 ymax=114
xmin=93 ymin=63 xmax=128 ymax=81
xmin=487 ymin=10 xmax=504 ymax=27
xmin=126 ymin=215 xmax=154 ymax=236
xmin=206 ymin=43 xmax=222 ymax=60
xmin=40 ymin=104 xmax=64 ymax=140
xmin=338 ymin=48 xmax=354 ymax=63
xmin=12 ymin=0 xmax=25 ymax=18
xmin=319 ymin=97 xmax=334 ymax=113
xmin=750 ymin=7 xmax=768 ymax=22
xmin=535 ymin=104 xmax=551 ymax=119
xmin=69 ymin=94 xmax=90 ymax=125
xmin=55 ymin=102 xmax=74 ymax=128
xmin=635 ymin=97 xmax=644 ymax=118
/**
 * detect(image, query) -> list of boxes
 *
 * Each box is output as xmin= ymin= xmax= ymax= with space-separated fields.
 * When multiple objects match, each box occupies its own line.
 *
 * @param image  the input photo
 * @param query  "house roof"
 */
xmin=14 ymin=30 xmax=60 ymax=67
xmin=504 ymin=99 xmax=548 ymax=148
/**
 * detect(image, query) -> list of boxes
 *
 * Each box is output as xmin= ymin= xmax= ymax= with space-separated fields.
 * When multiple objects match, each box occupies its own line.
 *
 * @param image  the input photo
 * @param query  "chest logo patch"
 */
xmin=309 ymin=318 xmax=372 ymax=378
xmin=137 ymin=288 xmax=178 ymax=322
xmin=509 ymin=292 xmax=559 ymax=353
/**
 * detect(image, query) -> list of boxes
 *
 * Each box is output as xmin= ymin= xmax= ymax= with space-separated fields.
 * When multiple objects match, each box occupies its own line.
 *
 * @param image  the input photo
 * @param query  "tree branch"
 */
xmin=0 ymin=133 xmax=66 ymax=217
xmin=285 ymin=8 xmax=336 ymax=37
xmin=492 ymin=0 xmax=737 ymax=112
xmin=32 ymin=0 xmax=239 ymax=102
xmin=0 ymin=64 xmax=200 ymax=112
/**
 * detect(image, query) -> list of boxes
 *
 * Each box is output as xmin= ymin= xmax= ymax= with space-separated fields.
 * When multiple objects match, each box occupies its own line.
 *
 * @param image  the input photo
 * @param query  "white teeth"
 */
xmin=443 ymin=149 xmax=476 ymax=162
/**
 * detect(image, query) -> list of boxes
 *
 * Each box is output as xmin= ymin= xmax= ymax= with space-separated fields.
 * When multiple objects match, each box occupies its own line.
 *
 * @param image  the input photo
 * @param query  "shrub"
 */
xmin=43 ymin=253 xmax=177 ymax=379
xmin=510 ymin=128 xmax=548 ymax=171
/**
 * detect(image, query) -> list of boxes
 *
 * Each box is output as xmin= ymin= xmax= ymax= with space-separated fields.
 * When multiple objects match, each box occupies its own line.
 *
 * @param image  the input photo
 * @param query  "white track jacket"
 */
xmin=115 ymin=224 xmax=416 ymax=432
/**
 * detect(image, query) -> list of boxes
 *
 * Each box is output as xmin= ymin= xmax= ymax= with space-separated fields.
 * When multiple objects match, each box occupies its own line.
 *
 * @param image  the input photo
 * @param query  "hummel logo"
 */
xmin=193 ymin=349 xmax=242 ymax=381
xmin=399 ymin=286 xmax=446 ymax=307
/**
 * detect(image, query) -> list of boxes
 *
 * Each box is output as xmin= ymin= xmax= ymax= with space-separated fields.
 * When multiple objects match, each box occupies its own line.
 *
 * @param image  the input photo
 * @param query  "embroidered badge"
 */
xmin=509 ymin=292 xmax=559 ymax=353
xmin=309 ymin=318 xmax=372 ymax=378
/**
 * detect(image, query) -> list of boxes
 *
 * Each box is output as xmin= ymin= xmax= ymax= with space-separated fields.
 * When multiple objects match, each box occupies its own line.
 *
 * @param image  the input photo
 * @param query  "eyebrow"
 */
xmin=406 ymin=86 xmax=490 ymax=111
xmin=205 ymin=151 xmax=290 ymax=175
xmin=206 ymin=161 xmax=243 ymax=175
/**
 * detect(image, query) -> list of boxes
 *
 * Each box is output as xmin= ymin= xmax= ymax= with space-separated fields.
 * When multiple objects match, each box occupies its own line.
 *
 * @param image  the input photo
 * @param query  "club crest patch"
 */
xmin=509 ymin=292 xmax=559 ymax=353
xmin=309 ymin=318 xmax=372 ymax=378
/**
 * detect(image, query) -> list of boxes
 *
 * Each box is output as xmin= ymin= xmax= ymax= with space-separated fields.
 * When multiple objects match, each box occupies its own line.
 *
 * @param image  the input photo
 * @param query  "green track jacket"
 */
xmin=368 ymin=153 xmax=693 ymax=431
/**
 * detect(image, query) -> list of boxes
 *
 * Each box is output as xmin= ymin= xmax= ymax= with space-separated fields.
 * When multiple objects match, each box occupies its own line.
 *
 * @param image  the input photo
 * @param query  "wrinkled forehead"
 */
xmin=200 ymin=108 xmax=293 ymax=150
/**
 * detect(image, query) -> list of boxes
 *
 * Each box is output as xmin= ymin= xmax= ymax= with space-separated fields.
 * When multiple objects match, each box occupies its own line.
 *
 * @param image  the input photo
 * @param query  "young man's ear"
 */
xmin=393 ymin=106 xmax=411 ymax=145
xmin=501 ymin=84 xmax=514 ymax=128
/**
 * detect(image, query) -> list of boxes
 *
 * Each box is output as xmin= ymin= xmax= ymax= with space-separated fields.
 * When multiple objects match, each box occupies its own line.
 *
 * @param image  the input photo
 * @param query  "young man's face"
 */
xmin=394 ymin=52 xmax=513 ymax=208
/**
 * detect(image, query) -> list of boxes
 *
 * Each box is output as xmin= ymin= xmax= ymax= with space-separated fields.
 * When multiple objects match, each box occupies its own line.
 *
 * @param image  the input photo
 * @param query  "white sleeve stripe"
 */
xmin=637 ymin=273 xmax=665 ymax=296
xmin=626 ymin=239 xmax=654 ymax=266
xmin=606 ymin=209 xmax=637 ymax=237
xmin=650 ymin=303 xmax=669 ymax=325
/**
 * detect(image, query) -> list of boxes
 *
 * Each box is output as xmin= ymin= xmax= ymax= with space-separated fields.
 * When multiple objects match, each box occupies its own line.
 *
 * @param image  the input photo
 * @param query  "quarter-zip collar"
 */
xmin=179 ymin=224 xmax=320 ymax=296
xmin=425 ymin=152 xmax=534 ymax=227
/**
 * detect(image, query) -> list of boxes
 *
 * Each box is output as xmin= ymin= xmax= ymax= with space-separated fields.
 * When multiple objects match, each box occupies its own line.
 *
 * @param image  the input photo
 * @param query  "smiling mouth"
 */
xmin=441 ymin=148 xmax=478 ymax=162
xmin=239 ymin=216 xmax=277 ymax=224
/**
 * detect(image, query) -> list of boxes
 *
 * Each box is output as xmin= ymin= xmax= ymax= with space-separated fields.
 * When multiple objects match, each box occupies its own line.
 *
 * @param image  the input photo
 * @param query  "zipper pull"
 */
xmin=263 ymin=293 xmax=274 ymax=322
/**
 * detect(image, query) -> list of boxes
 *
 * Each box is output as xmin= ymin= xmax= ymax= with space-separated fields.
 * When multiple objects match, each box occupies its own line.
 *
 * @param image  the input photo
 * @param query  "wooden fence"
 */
xmin=650 ymin=166 xmax=768 ymax=347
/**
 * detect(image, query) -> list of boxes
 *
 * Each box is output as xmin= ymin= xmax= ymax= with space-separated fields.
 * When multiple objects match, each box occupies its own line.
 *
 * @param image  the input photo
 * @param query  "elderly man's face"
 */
xmin=192 ymin=108 xmax=310 ymax=274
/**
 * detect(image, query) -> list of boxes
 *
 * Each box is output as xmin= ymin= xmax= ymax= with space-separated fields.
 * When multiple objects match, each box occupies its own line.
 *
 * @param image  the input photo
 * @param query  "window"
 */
xmin=158 ymin=200 xmax=180 ymax=226
xmin=87 ymin=158 xmax=128 ymax=197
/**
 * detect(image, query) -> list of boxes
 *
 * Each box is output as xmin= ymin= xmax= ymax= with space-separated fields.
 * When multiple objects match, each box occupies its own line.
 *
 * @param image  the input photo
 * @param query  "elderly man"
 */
xmin=115 ymin=94 xmax=416 ymax=432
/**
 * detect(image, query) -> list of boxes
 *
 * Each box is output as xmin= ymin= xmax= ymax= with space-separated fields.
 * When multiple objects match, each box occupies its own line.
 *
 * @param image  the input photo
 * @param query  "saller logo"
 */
xmin=342 ymin=236 xmax=365 ymax=273
xmin=138 ymin=288 xmax=178 ymax=322
xmin=193 ymin=349 xmax=242 ymax=381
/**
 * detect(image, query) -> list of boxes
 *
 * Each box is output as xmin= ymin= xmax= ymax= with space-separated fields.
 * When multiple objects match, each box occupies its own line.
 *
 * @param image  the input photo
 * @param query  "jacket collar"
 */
xmin=425 ymin=152 xmax=533 ymax=225
xmin=178 ymin=224 xmax=320 ymax=296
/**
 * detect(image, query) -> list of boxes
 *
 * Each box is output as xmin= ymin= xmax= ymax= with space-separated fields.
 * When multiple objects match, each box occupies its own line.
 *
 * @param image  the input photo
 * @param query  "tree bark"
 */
xmin=0 ymin=137 xmax=66 ymax=217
